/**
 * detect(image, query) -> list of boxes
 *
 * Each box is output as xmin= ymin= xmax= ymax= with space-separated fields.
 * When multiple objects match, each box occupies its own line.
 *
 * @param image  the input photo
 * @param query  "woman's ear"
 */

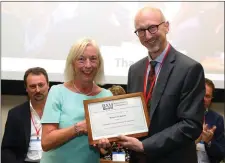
xmin=71 ymin=62 xmax=76 ymax=77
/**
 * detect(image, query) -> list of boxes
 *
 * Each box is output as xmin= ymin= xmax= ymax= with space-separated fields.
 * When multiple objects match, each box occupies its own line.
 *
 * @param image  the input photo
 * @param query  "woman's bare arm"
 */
xmin=41 ymin=120 xmax=87 ymax=151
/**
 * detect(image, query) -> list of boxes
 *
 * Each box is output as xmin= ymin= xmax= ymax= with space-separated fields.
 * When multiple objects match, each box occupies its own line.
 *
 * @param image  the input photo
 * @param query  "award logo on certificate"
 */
xmin=83 ymin=92 xmax=150 ymax=145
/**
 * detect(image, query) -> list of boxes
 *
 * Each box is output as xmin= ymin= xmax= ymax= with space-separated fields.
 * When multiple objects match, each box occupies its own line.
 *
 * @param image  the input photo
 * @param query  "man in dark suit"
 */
xmin=1 ymin=67 xmax=49 ymax=163
xmin=195 ymin=78 xmax=225 ymax=163
xmin=117 ymin=7 xmax=205 ymax=163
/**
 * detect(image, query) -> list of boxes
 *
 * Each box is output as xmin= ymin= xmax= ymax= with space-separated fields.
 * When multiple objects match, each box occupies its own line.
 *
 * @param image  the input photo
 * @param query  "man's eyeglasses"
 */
xmin=134 ymin=22 xmax=165 ymax=37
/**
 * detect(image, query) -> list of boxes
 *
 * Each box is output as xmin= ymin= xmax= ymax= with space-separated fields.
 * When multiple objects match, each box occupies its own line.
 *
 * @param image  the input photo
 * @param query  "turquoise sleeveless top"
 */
xmin=41 ymin=84 xmax=112 ymax=163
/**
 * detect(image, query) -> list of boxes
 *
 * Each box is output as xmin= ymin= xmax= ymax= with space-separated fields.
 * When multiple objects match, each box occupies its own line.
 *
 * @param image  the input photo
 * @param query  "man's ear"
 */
xmin=165 ymin=21 xmax=169 ymax=34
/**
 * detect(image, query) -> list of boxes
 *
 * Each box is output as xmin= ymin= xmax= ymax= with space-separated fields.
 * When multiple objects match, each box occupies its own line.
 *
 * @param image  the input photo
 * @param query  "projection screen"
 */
xmin=1 ymin=2 xmax=224 ymax=88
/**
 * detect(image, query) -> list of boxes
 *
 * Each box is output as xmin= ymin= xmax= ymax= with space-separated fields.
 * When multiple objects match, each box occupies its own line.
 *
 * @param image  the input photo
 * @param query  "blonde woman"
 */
xmin=41 ymin=38 xmax=111 ymax=163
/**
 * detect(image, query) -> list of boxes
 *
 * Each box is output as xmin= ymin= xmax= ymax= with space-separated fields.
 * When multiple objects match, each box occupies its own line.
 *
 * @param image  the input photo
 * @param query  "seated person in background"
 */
xmin=195 ymin=78 xmax=225 ymax=163
xmin=1 ymin=67 xmax=49 ymax=163
xmin=40 ymin=38 xmax=111 ymax=163
xmin=108 ymin=85 xmax=126 ymax=95
xmin=100 ymin=85 xmax=130 ymax=162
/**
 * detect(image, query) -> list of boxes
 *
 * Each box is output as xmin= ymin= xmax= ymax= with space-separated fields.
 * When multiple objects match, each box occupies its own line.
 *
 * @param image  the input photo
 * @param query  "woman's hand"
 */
xmin=75 ymin=120 xmax=87 ymax=135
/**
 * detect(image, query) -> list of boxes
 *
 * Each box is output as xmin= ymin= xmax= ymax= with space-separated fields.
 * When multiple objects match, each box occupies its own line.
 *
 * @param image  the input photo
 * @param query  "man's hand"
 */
xmin=117 ymin=135 xmax=144 ymax=152
xmin=201 ymin=124 xmax=217 ymax=143
xmin=94 ymin=138 xmax=111 ymax=149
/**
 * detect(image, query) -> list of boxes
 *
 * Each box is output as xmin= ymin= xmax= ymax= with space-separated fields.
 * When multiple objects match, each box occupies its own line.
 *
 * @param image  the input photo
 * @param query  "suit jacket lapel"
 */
xmin=150 ymin=47 xmax=176 ymax=119
xmin=22 ymin=101 xmax=31 ymax=148
xmin=139 ymin=57 xmax=148 ymax=92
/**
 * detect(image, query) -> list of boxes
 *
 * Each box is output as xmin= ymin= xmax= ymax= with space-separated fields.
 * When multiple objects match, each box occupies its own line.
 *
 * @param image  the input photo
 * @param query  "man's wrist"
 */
xmin=202 ymin=140 xmax=212 ymax=147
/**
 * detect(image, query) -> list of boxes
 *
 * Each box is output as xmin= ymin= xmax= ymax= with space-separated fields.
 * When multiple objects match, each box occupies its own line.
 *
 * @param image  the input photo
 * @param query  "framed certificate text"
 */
xmin=83 ymin=92 xmax=150 ymax=145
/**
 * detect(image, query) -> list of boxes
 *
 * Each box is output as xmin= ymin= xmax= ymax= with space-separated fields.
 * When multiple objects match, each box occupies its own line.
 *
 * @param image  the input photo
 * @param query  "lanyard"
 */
xmin=31 ymin=113 xmax=41 ymax=140
xmin=143 ymin=44 xmax=171 ymax=104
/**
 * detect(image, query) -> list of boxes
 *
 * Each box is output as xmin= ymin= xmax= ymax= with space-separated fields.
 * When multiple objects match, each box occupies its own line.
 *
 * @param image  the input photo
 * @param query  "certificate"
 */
xmin=83 ymin=92 xmax=150 ymax=145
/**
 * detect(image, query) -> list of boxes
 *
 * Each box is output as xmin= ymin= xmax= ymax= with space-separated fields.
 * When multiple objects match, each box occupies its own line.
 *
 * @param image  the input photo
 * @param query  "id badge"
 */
xmin=112 ymin=152 xmax=126 ymax=162
xmin=29 ymin=136 xmax=42 ymax=150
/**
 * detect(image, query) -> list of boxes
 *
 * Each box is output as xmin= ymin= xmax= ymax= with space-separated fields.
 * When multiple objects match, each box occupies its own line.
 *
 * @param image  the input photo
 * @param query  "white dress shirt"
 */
xmin=24 ymin=101 xmax=42 ymax=162
xmin=146 ymin=43 xmax=170 ymax=85
xmin=196 ymin=141 xmax=210 ymax=163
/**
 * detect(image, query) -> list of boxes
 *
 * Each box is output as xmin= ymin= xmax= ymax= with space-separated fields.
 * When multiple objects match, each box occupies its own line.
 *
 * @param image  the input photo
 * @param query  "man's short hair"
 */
xmin=205 ymin=78 xmax=215 ymax=93
xmin=24 ymin=67 xmax=49 ymax=88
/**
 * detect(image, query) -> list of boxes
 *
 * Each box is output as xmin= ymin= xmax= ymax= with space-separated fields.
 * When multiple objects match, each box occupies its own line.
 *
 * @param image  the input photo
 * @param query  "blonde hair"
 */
xmin=108 ymin=85 xmax=126 ymax=96
xmin=64 ymin=38 xmax=104 ymax=84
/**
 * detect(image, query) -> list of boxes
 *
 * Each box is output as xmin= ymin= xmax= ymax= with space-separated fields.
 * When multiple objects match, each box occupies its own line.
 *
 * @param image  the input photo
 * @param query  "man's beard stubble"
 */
xmin=34 ymin=93 xmax=45 ymax=101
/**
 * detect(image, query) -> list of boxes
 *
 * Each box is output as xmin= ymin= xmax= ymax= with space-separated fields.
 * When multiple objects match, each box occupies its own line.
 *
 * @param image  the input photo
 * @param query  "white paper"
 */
xmin=88 ymin=96 xmax=148 ymax=140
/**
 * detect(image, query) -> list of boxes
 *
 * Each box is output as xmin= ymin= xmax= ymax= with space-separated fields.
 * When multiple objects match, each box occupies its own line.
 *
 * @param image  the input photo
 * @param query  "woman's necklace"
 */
xmin=73 ymin=82 xmax=93 ymax=96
